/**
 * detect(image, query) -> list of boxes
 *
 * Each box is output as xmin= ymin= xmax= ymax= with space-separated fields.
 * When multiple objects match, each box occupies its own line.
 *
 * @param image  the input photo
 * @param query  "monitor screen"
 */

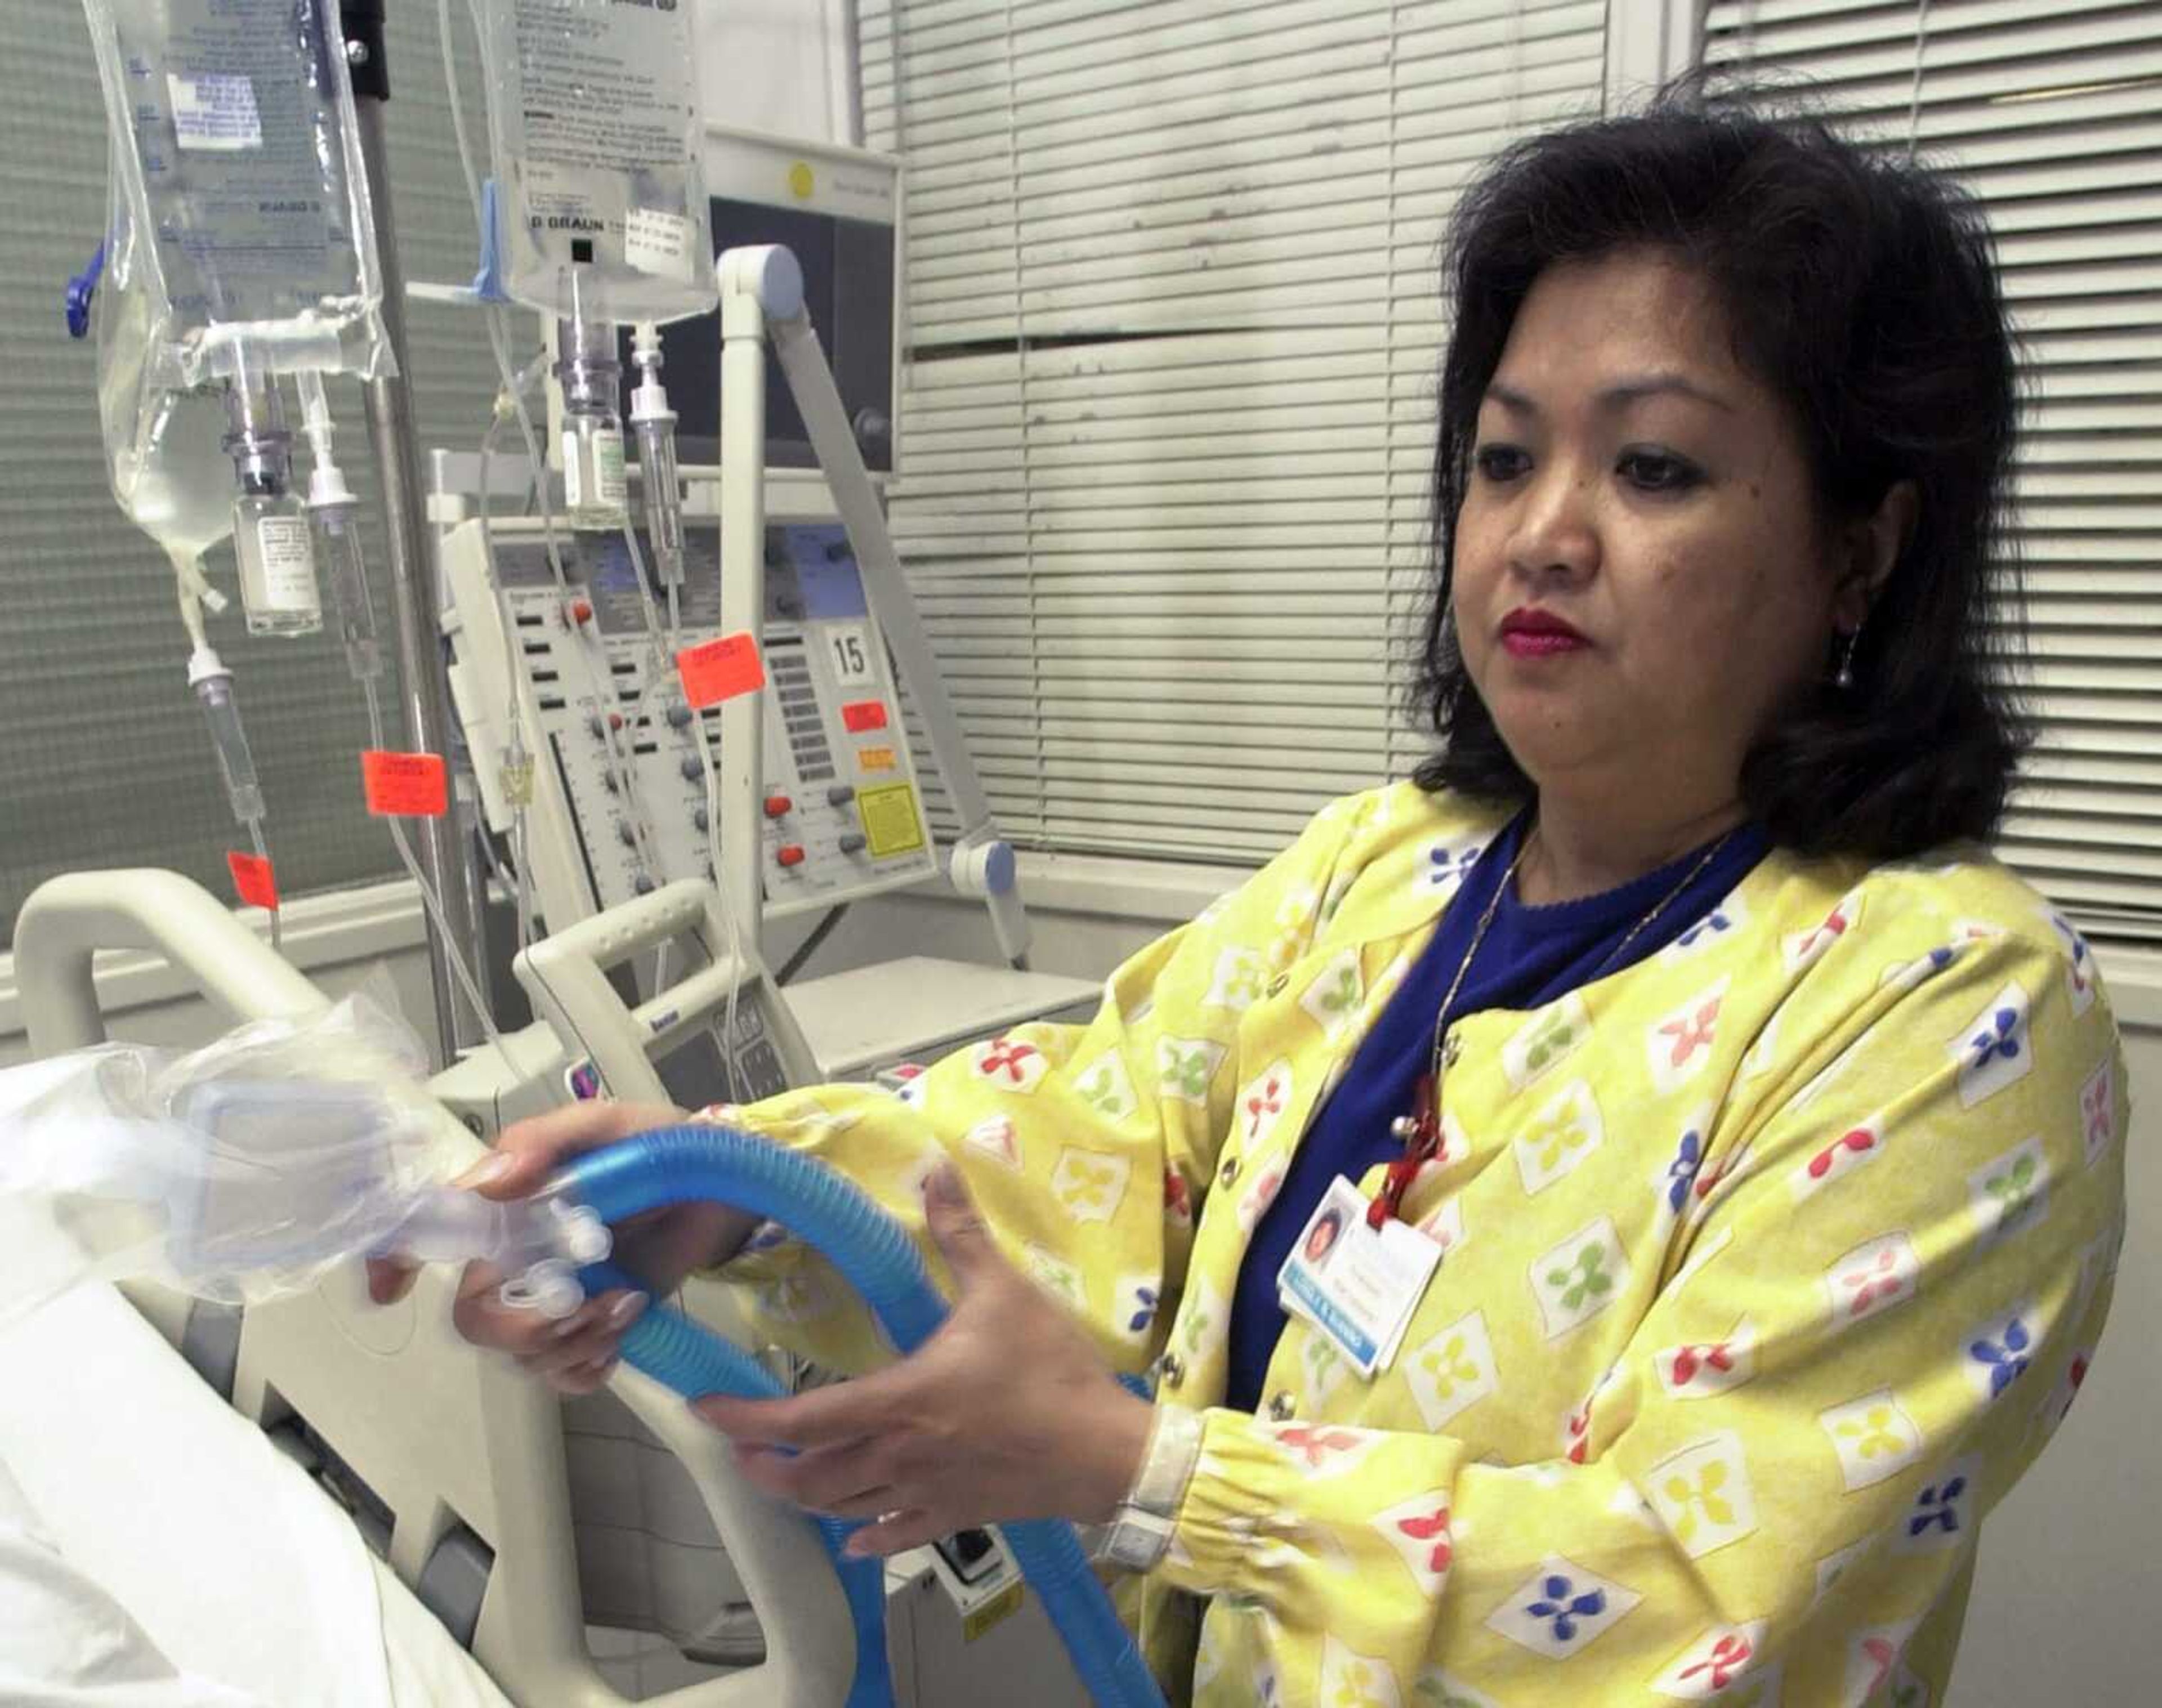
xmin=623 ymin=195 xmax=897 ymax=475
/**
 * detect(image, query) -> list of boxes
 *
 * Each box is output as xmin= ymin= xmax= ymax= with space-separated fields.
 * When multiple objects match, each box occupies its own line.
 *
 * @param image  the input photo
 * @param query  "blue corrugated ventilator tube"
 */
xmin=557 ymin=1124 xmax=1167 ymax=1708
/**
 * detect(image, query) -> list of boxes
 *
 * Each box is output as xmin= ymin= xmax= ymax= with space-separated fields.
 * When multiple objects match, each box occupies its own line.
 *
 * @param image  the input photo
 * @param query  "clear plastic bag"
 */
xmin=94 ymin=132 xmax=237 ymax=564
xmin=79 ymin=0 xmax=392 ymax=390
xmin=475 ymin=0 xmax=720 ymax=325
xmin=0 ymin=992 xmax=605 ymax=1329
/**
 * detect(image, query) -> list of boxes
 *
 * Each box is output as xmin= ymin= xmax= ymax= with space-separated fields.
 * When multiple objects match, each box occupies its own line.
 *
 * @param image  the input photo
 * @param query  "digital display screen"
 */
xmin=654 ymin=1025 xmax=734 ymax=1111
xmin=494 ymin=526 xmax=852 ymax=632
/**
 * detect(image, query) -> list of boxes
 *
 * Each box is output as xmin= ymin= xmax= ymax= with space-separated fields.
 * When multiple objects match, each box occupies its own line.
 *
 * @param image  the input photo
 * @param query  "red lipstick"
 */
xmin=1499 ymin=607 xmax=1589 ymax=657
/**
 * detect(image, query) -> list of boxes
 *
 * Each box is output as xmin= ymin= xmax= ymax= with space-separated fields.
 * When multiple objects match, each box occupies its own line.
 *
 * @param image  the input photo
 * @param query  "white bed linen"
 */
xmin=0 ymin=1199 xmax=514 ymax=1708
xmin=0 ymin=1454 xmax=264 ymax=1707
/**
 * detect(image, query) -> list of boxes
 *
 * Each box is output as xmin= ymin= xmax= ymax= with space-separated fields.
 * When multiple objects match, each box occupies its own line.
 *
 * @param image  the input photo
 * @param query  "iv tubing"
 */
xmin=247 ymin=817 xmax=283 ymax=954
xmin=360 ymin=645 xmax=503 ymax=1056
xmin=439 ymin=0 xmax=486 ymax=222
xmin=475 ymin=398 xmax=538 ymax=953
xmin=283 ymin=369 xmax=495 ymax=1041
xmin=479 ymin=305 xmax=661 ymax=874
xmin=617 ymin=524 xmax=748 ymax=1062
xmin=557 ymin=1126 xmax=1167 ymax=1708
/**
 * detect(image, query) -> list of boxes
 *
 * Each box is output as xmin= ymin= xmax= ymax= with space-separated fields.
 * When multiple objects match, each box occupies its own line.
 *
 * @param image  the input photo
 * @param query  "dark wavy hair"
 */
xmin=1412 ymin=91 xmax=2029 ymax=860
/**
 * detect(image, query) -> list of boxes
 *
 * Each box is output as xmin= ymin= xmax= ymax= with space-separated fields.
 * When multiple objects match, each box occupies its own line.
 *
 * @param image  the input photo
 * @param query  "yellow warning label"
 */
xmin=788 ymin=160 xmax=816 ymax=199
xmin=962 ymin=1581 xmax=1023 ymax=1643
xmin=857 ymin=745 xmax=897 ymax=775
xmin=857 ymin=783 xmax=926 ymax=857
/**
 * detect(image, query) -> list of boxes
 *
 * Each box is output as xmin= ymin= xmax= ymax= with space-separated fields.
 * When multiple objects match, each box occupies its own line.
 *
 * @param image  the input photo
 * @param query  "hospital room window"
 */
xmin=860 ymin=0 xmax=1615 ymax=865
xmin=864 ymin=0 xmax=2162 ymax=944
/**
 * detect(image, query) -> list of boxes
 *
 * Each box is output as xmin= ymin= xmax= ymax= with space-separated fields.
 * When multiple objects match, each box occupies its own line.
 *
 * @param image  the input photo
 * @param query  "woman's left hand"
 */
xmin=693 ymin=1164 xmax=1155 ymax=1559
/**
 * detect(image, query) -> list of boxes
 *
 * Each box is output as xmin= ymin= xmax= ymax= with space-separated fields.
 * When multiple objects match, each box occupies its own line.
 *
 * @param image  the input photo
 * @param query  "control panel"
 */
xmin=441 ymin=516 xmax=937 ymax=931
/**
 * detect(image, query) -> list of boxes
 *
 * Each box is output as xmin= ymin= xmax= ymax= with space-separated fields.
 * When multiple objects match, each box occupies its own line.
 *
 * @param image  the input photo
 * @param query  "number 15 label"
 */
xmin=827 ymin=625 xmax=874 ymax=687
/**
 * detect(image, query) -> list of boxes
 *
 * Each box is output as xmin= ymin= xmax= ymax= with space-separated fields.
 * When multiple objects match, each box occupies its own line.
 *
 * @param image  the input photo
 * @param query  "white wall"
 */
xmin=695 ymin=0 xmax=859 ymax=145
xmin=2 ymin=869 xmax=2152 ymax=1700
xmin=1960 ymin=999 xmax=2157 ymax=1704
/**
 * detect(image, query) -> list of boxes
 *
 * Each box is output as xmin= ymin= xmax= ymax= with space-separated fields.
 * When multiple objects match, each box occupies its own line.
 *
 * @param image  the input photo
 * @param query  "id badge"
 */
xmin=1276 ymin=1175 xmax=1442 ymax=1378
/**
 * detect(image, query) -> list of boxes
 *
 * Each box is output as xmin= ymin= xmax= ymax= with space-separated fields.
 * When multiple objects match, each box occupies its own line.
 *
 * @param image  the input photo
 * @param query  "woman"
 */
xmin=395 ymin=101 xmax=2127 ymax=1705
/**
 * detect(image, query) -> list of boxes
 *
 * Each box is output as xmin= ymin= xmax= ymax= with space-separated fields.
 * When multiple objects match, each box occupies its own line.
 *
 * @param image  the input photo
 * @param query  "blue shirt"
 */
xmin=1223 ymin=810 xmax=1771 ymax=1413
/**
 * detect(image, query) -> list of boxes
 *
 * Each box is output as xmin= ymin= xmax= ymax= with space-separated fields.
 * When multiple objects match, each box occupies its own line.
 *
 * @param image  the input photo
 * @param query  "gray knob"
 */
xmin=618 ymin=821 xmax=637 ymax=847
xmin=633 ymin=873 xmax=656 ymax=895
xmin=693 ymin=806 xmax=711 ymax=831
xmin=667 ymin=703 xmax=693 ymax=729
xmin=839 ymin=833 xmax=868 ymax=855
xmin=681 ymin=756 xmax=703 ymax=781
xmin=827 ymin=784 xmax=856 ymax=807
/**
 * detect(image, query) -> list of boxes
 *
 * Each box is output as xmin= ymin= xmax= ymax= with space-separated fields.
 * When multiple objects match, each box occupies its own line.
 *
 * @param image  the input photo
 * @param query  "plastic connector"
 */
xmin=296 ymin=372 xmax=352 ymax=510
xmin=469 ymin=179 xmax=511 ymax=305
xmin=382 ymin=1189 xmax=611 ymax=1320
xmin=65 ymin=242 xmax=105 ymax=339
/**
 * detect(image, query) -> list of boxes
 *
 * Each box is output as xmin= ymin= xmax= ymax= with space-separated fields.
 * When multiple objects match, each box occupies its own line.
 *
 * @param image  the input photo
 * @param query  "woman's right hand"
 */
xmin=365 ymin=1099 xmax=762 ymax=1394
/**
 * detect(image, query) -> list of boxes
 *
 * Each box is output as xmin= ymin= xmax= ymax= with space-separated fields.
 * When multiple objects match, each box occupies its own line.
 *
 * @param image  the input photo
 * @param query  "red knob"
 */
xmin=568 ymin=598 xmax=594 ymax=625
xmin=608 ymin=711 xmax=624 ymax=731
xmin=764 ymin=794 xmax=793 ymax=819
xmin=776 ymin=844 xmax=807 ymax=869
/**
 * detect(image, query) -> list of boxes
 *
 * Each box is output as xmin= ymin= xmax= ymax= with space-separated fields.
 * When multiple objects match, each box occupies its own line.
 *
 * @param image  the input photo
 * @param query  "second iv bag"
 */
xmin=475 ymin=0 xmax=721 ymax=325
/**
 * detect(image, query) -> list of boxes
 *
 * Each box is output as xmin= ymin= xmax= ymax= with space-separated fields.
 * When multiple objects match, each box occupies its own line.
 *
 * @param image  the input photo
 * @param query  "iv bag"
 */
xmin=79 ymin=0 xmax=392 ymax=391
xmin=476 ymin=0 xmax=720 ymax=326
xmin=94 ymin=127 xmax=236 ymax=562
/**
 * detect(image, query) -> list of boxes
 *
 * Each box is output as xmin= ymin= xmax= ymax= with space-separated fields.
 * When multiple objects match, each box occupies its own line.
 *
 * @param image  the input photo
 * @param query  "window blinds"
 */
xmin=1703 ymin=0 xmax=2162 ymax=939
xmin=859 ymin=0 xmax=1611 ymax=862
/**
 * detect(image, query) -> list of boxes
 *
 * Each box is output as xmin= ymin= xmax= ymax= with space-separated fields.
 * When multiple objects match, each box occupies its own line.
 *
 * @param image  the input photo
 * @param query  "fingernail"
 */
xmin=453 ymin=1153 xmax=515 ymax=1191
xmin=608 ymin=1292 xmax=649 ymax=1329
xmin=843 ymin=1535 xmax=870 ymax=1559
xmin=926 ymin=1163 xmax=961 ymax=1203
xmin=551 ymin=1309 xmax=590 ymax=1341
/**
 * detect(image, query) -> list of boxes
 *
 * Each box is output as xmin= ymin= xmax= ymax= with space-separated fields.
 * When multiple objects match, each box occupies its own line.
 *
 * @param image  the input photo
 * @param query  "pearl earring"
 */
xmin=1832 ymin=625 xmax=1861 ymax=691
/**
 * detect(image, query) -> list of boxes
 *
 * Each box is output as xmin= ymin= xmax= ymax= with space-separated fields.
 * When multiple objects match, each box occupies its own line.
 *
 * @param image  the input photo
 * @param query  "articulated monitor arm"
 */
xmin=716 ymin=247 xmax=1032 ymax=971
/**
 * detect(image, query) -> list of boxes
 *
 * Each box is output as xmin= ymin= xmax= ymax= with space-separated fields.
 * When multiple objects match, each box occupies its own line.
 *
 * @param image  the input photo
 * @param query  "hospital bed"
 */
xmin=2 ymin=869 xmax=859 ymax=1706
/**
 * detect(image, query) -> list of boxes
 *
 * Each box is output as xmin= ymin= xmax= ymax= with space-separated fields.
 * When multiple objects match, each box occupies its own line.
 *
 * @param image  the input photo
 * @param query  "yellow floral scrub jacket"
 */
xmin=712 ymin=783 xmax=2128 ymax=1707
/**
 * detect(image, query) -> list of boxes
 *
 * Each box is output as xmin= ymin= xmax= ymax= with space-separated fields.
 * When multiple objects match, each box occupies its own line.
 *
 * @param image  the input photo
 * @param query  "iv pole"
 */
xmin=340 ymin=0 xmax=493 ymax=1066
